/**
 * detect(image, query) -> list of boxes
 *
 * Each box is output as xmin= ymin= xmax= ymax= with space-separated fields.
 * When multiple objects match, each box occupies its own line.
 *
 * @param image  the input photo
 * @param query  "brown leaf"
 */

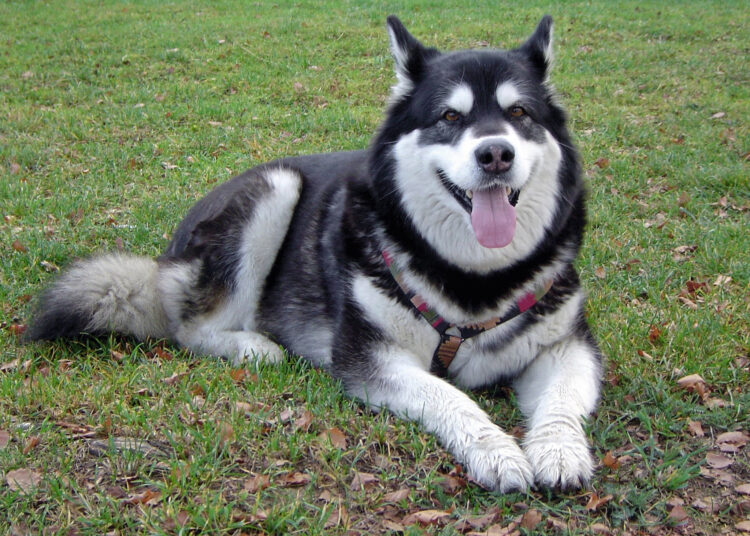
xmin=585 ymin=493 xmax=613 ymax=511
xmin=0 ymin=430 xmax=10 ymax=448
xmin=6 ymin=468 xmax=42 ymax=493
xmin=666 ymin=504 xmax=689 ymax=524
xmin=402 ymin=509 xmax=452 ymax=526
xmin=10 ymin=161 xmax=21 ymax=174
xmin=715 ymin=431 xmax=748 ymax=453
xmin=520 ymin=508 xmax=543 ymax=530
xmin=676 ymin=373 xmax=709 ymax=401
xmin=219 ymin=422 xmax=234 ymax=444
xmin=454 ymin=508 xmax=499 ymax=531
xmin=602 ymin=451 xmax=620 ymax=470
xmin=383 ymin=487 xmax=410 ymax=502
xmin=243 ymin=474 xmax=270 ymax=493
xmin=706 ymin=452 xmax=733 ymax=469
xmin=710 ymin=111 xmax=726 ymax=119
xmin=593 ymin=266 xmax=606 ymax=279
xmin=319 ymin=427 xmax=347 ymax=449
xmin=11 ymin=240 xmax=28 ymax=253
xmin=590 ymin=523 xmax=613 ymax=535
xmin=229 ymin=368 xmax=255 ymax=383
xmin=736 ymin=520 xmax=750 ymax=532
xmin=686 ymin=419 xmax=705 ymax=437
xmin=22 ymin=436 xmax=39 ymax=455
xmin=647 ymin=324 xmax=662 ymax=343
xmin=278 ymin=408 xmax=294 ymax=423
xmin=293 ymin=410 xmax=314 ymax=431
xmin=594 ymin=157 xmax=610 ymax=169
xmin=350 ymin=471 xmax=379 ymax=491
xmin=438 ymin=473 xmax=466 ymax=494
xmin=7 ymin=324 xmax=27 ymax=337
xmin=162 ymin=371 xmax=187 ymax=385
xmin=279 ymin=471 xmax=311 ymax=487
xmin=122 ymin=488 xmax=161 ymax=506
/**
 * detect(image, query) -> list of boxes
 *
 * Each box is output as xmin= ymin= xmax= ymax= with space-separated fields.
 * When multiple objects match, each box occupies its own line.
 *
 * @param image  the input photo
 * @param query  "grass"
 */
xmin=1 ymin=0 xmax=748 ymax=534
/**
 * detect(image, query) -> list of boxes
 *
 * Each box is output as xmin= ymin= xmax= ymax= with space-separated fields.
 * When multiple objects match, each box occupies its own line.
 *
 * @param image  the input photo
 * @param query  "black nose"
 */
xmin=475 ymin=140 xmax=515 ymax=174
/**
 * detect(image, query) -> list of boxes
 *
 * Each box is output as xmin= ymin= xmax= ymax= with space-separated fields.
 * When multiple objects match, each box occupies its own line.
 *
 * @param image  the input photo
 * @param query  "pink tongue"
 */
xmin=470 ymin=188 xmax=516 ymax=248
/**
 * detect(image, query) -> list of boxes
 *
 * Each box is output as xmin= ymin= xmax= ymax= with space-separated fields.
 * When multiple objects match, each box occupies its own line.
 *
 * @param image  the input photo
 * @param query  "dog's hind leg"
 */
xmin=158 ymin=167 xmax=302 ymax=365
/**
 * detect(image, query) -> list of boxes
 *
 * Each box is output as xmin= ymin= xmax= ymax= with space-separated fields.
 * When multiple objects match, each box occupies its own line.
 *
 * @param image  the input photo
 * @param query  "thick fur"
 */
xmin=25 ymin=16 xmax=602 ymax=492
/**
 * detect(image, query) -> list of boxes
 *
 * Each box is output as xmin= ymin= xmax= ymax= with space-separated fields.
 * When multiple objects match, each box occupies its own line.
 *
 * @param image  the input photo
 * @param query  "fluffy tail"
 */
xmin=24 ymin=254 xmax=170 ymax=342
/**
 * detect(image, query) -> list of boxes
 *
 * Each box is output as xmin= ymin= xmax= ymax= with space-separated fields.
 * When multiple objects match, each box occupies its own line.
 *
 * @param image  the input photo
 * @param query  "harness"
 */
xmin=382 ymin=249 xmax=554 ymax=377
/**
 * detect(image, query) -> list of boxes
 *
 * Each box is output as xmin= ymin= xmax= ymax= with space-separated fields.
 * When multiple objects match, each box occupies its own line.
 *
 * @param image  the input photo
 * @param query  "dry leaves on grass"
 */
xmin=6 ymin=468 xmax=42 ymax=493
xmin=715 ymin=431 xmax=748 ymax=453
xmin=0 ymin=429 xmax=10 ymax=448
xmin=122 ymin=488 xmax=162 ymax=506
xmin=350 ymin=471 xmax=379 ymax=491
xmin=318 ymin=427 xmax=347 ymax=449
xmin=278 ymin=471 xmax=311 ymax=487
xmin=243 ymin=474 xmax=270 ymax=493
xmin=402 ymin=509 xmax=453 ymax=527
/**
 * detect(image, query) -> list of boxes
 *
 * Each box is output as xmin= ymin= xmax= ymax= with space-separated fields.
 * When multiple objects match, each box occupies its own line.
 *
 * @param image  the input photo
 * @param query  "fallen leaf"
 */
xmin=402 ymin=509 xmax=452 ymax=526
xmin=243 ymin=474 xmax=270 ymax=493
xmin=585 ymin=493 xmax=613 ymax=511
xmin=715 ymin=431 xmax=748 ymax=453
xmin=293 ymin=410 xmax=314 ymax=431
xmin=520 ymin=508 xmax=543 ymax=530
xmin=22 ymin=436 xmax=39 ymax=455
xmin=647 ymin=324 xmax=662 ymax=343
xmin=229 ymin=368 xmax=254 ymax=383
xmin=40 ymin=260 xmax=59 ymax=272
xmin=705 ymin=397 xmax=729 ymax=409
xmin=706 ymin=452 xmax=733 ymax=469
xmin=594 ymin=157 xmax=610 ymax=169
xmin=454 ymin=508 xmax=499 ymax=531
xmin=383 ymin=488 xmax=410 ymax=502
xmin=736 ymin=484 xmax=750 ymax=495
xmin=279 ymin=471 xmax=311 ymax=487
xmin=279 ymin=408 xmax=294 ymax=423
xmin=7 ymin=324 xmax=26 ymax=337
xmin=122 ymin=488 xmax=161 ymax=506
xmin=601 ymin=451 xmax=620 ymax=471
xmin=594 ymin=266 xmax=606 ymax=279
xmin=667 ymin=504 xmax=689 ymax=524
xmin=219 ymin=422 xmax=234 ymax=444
xmin=438 ymin=473 xmax=466 ymax=494
xmin=691 ymin=497 xmax=721 ymax=513
xmin=162 ymin=371 xmax=187 ymax=385
xmin=676 ymin=373 xmax=709 ymax=400
xmin=293 ymin=82 xmax=305 ymax=93
xmin=686 ymin=420 xmax=705 ymax=437
xmin=6 ymin=468 xmax=42 ymax=493
xmin=11 ymin=240 xmax=27 ymax=252
xmin=10 ymin=161 xmax=21 ymax=174
xmin=0 ymin=430 xmax=10 ymax=448
xmin=710 ymin=111 xmax=726 ymax=119
xmin=736 ymin=520 xmax=750 ymax=532
xmin=350 ymin=471 xmax=379 ymax=491
xmin=319 ymin=427 xmax=347 ymax=449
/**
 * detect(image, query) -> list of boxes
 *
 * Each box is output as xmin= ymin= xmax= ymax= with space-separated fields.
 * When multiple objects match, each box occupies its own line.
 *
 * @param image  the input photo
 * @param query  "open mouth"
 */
xmin=436 ymin=169 xmax=520 ymax=214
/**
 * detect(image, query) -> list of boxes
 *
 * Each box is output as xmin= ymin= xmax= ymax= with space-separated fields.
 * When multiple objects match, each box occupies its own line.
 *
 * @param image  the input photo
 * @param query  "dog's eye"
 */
xmin=509 ymin=106 xmax=526 ymax=118
xmin=443 ymin=110 xmax=461 ymax=122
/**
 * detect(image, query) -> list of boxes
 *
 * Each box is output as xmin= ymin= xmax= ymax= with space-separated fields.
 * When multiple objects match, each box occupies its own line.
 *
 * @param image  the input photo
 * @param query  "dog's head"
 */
xmin=374 ymin=17 xmax=580 ymax=270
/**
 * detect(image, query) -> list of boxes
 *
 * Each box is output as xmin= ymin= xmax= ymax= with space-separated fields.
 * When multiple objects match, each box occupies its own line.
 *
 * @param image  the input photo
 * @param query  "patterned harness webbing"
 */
xmin=382 ymin=249 xmax=554 ymax=377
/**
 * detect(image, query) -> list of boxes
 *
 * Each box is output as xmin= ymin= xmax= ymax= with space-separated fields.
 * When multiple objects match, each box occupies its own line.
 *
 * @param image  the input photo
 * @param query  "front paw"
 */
xmin=465 ymin=432 xmax=534 ymax=493
xmin=523 ymin=424 xmax=594 ymax=490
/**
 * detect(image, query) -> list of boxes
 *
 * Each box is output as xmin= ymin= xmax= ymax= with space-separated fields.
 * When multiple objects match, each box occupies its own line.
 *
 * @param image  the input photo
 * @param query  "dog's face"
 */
xmin=377 ymin=17 xmax=575 ymax=271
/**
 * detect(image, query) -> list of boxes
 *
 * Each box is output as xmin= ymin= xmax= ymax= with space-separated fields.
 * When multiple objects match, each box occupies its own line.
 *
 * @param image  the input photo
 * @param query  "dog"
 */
xmin=25 ymin=15 xmax=602 ymax=492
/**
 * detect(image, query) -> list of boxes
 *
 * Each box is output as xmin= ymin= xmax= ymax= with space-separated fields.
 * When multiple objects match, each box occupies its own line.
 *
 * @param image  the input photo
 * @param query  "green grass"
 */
xmin=1 ymin=1 xmax=748 ymax=534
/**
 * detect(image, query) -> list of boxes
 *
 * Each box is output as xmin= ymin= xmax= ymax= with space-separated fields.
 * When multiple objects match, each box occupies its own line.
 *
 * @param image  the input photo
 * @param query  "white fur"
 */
xmin=165 ymin=168 xmax=302 ymax=364
xmin=445 ymin=84 xmax=474 ymax=115
xmin=514 ymin=336 xmax=600 ymax=488
xmin=354 ymin=352 xmax=534 ymax=492
xmin=386 ymin=25 xmax=414 ymax=103
xmin=495 ymin=81 xmax=522 ymax=110
xmin=392 ymin=126 xmax=562 ymax=273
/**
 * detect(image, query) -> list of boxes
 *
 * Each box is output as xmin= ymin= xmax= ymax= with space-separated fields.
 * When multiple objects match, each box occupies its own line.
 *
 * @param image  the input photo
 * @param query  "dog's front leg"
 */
xmin=513 ymin=336 xmax=602 ymax=489
xmin=342 ymin=347 xmax=534 ymax=493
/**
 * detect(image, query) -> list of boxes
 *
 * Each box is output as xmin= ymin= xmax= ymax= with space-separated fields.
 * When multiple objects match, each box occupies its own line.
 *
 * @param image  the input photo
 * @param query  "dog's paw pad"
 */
xmin=523 ymin=427 xmax=594 ymax=489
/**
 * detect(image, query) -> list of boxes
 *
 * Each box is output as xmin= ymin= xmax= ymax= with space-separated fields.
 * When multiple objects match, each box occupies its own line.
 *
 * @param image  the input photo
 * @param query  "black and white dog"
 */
xmin=26 ymin=16 xmax=602 ymax=492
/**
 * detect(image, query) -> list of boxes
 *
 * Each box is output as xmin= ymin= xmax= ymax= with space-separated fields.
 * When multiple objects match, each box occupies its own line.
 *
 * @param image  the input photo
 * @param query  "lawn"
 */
xmin=1 ymin=1 xmax=748 ymax=534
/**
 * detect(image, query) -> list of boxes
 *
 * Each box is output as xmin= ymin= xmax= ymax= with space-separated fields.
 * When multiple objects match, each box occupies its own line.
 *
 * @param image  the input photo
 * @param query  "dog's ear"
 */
xmin=386 ymin=16 xmax=434 ymax=98
xmin=519 ymin=15 xmax=554 ymax=81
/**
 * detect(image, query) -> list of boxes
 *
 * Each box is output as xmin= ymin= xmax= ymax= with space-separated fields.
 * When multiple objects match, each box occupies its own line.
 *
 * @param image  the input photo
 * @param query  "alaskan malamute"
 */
xmin=26 ymin=16 xmax=602 ymax=492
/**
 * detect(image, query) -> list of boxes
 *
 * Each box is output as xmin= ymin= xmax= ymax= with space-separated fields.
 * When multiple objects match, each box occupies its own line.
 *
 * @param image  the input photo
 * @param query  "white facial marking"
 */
xmin=496 ymin=81 xmax=522 ymax=109
xmin=445 ymin=84 xmax=474 ymax=115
